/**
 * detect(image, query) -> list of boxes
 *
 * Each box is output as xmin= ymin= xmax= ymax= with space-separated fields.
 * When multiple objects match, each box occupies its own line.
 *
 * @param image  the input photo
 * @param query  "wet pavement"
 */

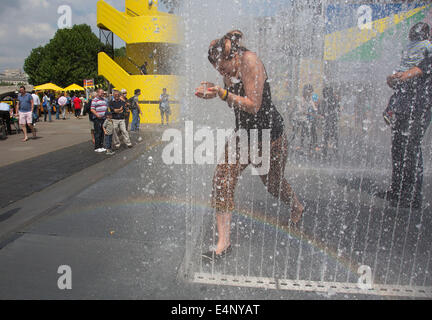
xmin=0 ymin=126 xmax=430 ymax=299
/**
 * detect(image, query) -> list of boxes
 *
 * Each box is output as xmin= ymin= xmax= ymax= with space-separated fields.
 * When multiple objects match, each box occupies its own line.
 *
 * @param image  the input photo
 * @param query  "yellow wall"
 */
xmin=97 ymin=0 xmax=183 ymax=124
xmin=125 ymin=0 xmax=160 ymax=16
xmin=99 ymin=52 xmax=181 ymax=124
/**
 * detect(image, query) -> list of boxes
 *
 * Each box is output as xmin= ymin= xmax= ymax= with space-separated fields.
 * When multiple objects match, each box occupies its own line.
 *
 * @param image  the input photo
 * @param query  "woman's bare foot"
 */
xmin=22 ymin=137 xmax=28 ymax=142
xmin=290 ymin=202 xmax=304 ymax=225
xmin=215 ymin=242 xmax=231 ymax=255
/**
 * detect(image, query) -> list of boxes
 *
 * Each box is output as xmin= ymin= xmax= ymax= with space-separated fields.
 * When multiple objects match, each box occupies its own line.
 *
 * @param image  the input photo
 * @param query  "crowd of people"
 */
xmin=1 ymin=85 xmax=172 ymax=154
xmin=0 ymin=86 xmax=89 ymax=142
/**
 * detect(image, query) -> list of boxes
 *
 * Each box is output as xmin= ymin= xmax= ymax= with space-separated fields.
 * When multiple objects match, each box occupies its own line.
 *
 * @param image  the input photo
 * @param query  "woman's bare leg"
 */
xmin=215 ymin=212 xmax=232 ymax=254
xmin=260 ymin=134 xmax=304 ymax=224
xmin=211 ymin=138 xmax=247 ymax=254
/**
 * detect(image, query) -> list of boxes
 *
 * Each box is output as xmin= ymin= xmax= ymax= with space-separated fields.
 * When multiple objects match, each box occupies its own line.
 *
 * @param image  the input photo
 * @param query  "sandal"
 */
xmin=202 ymin=244 xmax=232 ymax=262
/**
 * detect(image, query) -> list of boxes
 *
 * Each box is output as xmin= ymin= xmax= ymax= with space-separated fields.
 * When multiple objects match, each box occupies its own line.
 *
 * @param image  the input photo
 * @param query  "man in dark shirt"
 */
xmin=109 ymin=90 xmax=132 ymax=148
xmin=380 ymin=55 xmax=432 ymax=209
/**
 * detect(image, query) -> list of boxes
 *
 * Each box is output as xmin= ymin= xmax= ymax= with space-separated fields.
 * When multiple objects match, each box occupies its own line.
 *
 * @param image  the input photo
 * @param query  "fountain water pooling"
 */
xmin=176 ymin=0 xmax=432 ymax=298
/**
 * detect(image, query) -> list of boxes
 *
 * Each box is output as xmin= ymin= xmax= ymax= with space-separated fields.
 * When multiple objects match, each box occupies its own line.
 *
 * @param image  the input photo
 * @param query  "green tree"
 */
xmin=24 ymin=24 xmax=107 ymax=87
xmin=23 ymin=46 xmax=45 ymax=85
xmin=114 ymin=46 xmax=126 ymax=57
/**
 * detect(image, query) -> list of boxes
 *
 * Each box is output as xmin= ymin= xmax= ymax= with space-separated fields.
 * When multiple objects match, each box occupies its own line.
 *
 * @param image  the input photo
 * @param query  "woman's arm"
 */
xmin=229 ymin=52 xmax=265 ymax=114
xmin=212 ymin=52 xmax=265 ymax=114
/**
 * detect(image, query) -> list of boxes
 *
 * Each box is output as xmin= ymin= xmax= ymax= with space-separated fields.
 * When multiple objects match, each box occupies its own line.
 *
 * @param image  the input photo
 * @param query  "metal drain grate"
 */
xmin=193 ymin=273 xmax=432 ymax=298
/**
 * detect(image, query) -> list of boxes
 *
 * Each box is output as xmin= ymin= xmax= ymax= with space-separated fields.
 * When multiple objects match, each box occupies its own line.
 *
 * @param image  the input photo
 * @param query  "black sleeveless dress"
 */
xmin=226 ymin=78 xmax=285 ymax=142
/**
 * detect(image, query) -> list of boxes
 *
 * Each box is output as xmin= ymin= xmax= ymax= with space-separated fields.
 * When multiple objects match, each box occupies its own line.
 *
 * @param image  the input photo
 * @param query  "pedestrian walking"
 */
xmin=15 ymin=86 xmax=36 ymax=142
xmin=80 ymin=94 xmax=85 ymax=116
xmin=54 ymin=94 xmax=60 ymax=120
xmin=73 ymin=95 xmax=82 ymax=119
xmin=58 ymin=92 xmax=68 ymax=120
xmin=42 ymin=92 xmax=52 ymax=122
xmin=31 ymin=90 xmax=40 ymax=124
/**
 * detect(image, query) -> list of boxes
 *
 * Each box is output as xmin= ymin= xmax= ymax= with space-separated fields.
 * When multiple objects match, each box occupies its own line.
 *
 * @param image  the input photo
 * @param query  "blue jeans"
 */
xmin=55 ymin=104 xmax=60 ymax=119
xmin=104 ymin=134 xmax=113 ymax=150
xmin=43 ymin=105 xmax=51 ymax=121
xmin=131 ymin=109 xmax=140 ymax=131
xmin=33 ymin=106 xmax=39 ymax=122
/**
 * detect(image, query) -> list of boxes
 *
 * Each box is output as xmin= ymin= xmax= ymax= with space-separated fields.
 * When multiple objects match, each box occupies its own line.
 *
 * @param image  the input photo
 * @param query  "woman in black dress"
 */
xmin=195 ymin=30 xmax=304 ymax=261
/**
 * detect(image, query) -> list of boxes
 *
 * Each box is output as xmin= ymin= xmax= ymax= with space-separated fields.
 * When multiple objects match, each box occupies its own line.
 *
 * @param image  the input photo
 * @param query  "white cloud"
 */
xmin=0 ymin=56 xmax=26 ymax=66
xmin=0 ymin=29 xmax=6 ymax=41
xmin=25 ymin=0 xmax=50 ymax=8
xmin=18 ymin=23 xmax=56 ymax=40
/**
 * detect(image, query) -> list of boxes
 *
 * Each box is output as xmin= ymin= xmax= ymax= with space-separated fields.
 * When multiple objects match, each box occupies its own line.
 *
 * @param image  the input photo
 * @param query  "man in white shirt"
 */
xmin=31 ymin=91 xmax=41 ymax=124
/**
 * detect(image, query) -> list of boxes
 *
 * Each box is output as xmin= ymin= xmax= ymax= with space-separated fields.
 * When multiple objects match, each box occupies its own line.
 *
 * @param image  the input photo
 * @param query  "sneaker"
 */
xmin=106 ymin=150 xmax=115 ymax=155
xmin=115 ymin=144 xmax=120 ymax=149
xmin=100 ymin=148 xmax=106 ymax=152
xmin=127 ymin=144 xmax=132 ymax=148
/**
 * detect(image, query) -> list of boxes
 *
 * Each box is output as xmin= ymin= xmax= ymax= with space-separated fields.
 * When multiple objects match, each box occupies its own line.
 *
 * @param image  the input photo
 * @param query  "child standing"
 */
xmin=103 ymin=112 xmax=115 ymax=155
xmin=384 ymin=22 xmax=432 ymax=125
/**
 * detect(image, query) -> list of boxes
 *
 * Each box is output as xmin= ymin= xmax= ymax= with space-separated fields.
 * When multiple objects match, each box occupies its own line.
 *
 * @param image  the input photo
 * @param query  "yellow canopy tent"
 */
xmin=64 ymin=83 xmax=85 ymax=91
xmin=34 ymin=83 xmax=64 ymax=91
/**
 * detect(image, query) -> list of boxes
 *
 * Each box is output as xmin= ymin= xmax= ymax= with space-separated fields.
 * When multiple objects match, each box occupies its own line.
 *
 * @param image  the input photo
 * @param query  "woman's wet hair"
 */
xmin=208 ymin=30 xmax=245 ymax=64
xmin=409 ymin=22 xmax=430 ymax=41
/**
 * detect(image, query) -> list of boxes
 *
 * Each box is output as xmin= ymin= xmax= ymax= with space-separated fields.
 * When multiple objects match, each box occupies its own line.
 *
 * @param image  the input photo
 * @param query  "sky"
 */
xmin=0 ymin=0 xmax=287 ymax=71
xmin=0 ymin=0 xmax=158 ymax=71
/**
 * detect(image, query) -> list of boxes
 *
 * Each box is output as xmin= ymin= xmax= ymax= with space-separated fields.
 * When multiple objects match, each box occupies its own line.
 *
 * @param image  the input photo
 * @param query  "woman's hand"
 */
xmin=195 ymin=82 xmax=218 ymax=99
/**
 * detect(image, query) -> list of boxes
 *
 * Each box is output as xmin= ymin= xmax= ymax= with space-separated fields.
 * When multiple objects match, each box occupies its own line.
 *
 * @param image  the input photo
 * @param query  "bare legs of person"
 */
xmin=21 ymin=123 xmax=36 ymax=142
xmin=207 ymin=134 xmax=304 ymax=259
